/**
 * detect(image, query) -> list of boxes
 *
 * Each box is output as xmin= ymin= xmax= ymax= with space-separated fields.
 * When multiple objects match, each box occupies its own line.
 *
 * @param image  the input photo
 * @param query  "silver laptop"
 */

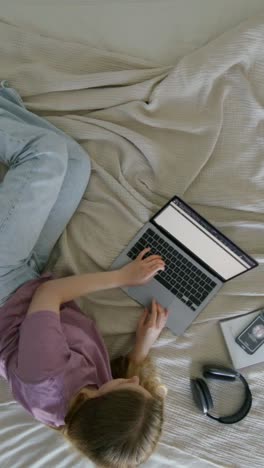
xmin=110 ymin=196 xmax=258 ymax=335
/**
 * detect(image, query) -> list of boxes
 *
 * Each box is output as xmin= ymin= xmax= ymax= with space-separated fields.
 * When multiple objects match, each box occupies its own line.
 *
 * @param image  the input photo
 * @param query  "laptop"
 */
xmin=110 ymin=196 xmax=258 ymax=335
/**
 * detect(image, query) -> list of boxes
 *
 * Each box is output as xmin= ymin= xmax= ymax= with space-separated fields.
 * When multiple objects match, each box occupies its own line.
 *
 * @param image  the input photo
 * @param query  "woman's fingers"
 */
xmin=146 ymin=258 xmax=164 ymax=265
xmin=137 ymin=247 xmax=164 ymax=262
xmin=156 ymin=303 xmax=168 ymax=328
xmin=144 ymin=254 xmax=164 ymax=262
xmin=137 ymin=247 xmax=151 ymax=260
xmin=146 ymin=259 xmax=165 ymax=271
xmin=138 ymin=307 xmax=149 ymax=328
xmin=150 ymin=298 xmax=158 ymax=325
xmin=145 ymin=300 xmax=169 ymax=329
xmin=156 ymin=303 xmax=163 ymax=328
xmin=143 ymin=307 xmax=149 ymax=324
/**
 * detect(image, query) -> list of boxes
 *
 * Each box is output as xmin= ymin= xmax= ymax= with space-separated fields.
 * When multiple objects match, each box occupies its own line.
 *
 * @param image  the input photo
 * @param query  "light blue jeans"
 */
xmin=0 ymin=81 xmax=91 ymax=306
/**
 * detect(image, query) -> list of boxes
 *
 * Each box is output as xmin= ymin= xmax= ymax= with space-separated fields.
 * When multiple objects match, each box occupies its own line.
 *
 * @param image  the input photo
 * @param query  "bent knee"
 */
xmin=38 ymin=132 xmax=69 ymax=162
xmin=26 ymin=132 xmax=69 ymax=176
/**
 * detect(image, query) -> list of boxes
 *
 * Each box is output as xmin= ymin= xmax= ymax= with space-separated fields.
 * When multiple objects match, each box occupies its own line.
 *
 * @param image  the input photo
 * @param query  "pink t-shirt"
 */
xmin=0 ymin=273 xmax=112 ymax=427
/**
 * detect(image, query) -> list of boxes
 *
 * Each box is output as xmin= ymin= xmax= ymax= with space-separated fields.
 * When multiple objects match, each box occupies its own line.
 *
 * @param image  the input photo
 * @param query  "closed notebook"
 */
xmin=219 ymin=308 xmax=264 ymax=370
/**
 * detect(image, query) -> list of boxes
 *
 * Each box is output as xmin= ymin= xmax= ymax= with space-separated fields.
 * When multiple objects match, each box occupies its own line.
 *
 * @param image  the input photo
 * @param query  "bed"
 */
xmin=1 ymin=3 xmax=264 ymax=467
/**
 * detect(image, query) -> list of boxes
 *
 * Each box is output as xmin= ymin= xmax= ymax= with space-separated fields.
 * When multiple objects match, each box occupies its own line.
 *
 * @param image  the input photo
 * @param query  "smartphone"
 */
xmin=235 ymin=311 xmax=264 ymax=355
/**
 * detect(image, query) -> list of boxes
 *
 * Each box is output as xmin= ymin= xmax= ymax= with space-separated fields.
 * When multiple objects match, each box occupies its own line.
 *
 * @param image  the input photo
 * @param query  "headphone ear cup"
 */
xmin=191 ymin=378 xmax=214 ymax=414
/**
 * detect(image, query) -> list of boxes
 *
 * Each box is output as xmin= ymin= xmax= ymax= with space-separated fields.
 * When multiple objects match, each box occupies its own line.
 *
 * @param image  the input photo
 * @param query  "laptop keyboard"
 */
xmin=127 ymin=228 xmax=217 ymax=311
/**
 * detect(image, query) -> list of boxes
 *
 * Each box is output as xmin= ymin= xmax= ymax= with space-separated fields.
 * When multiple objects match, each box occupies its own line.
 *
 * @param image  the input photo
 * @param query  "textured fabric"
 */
xmin=0 ymin=15 xmax=264 ymax=468
xmin=0 ymin=273 xmax=112 ymax=427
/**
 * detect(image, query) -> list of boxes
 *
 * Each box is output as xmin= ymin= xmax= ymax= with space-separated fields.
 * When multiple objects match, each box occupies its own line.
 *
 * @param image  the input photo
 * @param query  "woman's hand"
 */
xmin=119 ymin=247 xmax=165 ymax=287
xmin=129 ymin=299 xmax=169 ymax=363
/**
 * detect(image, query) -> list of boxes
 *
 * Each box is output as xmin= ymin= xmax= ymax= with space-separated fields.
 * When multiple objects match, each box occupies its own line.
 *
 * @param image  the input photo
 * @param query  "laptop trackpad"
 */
xmin=125 ymin=280 xmax=174 ymax=310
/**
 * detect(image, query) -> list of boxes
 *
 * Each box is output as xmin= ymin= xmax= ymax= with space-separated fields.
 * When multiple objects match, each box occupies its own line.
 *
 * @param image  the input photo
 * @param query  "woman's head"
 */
xmin=65 ymin=386 xmax=163 ymax=468
xmin=62 ymin=355 xmax=167 ymax=467
xmin=64 ymin=374 xmax=165 ymax=468
xmin=97 ymin=375 xmax=151 ymax=397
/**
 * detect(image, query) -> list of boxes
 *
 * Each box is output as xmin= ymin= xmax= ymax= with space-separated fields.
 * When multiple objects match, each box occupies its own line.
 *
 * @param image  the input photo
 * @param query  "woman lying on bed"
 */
xmin=0 ymin=81 xmax=168 ymax=468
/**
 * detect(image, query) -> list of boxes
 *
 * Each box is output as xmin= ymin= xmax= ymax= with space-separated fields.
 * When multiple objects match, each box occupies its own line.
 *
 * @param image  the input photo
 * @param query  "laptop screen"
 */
xmin=153 ymin=197 xmax=257 ymax=281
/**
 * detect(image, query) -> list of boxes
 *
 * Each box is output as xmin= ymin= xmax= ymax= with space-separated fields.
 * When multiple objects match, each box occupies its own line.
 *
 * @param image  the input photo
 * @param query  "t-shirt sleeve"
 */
xmin=16 ymin=310 xmax=71 ymax=383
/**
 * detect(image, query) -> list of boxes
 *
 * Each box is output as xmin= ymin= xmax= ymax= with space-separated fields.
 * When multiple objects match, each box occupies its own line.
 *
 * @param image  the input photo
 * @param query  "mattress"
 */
xmin=1 ymin=3 xmax=264 ymax=468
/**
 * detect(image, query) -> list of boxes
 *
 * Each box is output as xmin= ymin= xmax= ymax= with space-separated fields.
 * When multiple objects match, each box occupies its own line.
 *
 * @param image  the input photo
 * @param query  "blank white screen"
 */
xmin=154 ymin=204 xmax=247 ymax=280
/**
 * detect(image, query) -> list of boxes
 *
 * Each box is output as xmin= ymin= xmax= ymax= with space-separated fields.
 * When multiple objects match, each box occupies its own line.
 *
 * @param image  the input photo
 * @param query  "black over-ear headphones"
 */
xmin=190 ymin=365 xmax=252 ymax=424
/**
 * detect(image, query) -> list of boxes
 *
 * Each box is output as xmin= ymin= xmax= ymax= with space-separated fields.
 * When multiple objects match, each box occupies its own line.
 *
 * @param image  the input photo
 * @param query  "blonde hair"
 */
xmin=61 ymin=354 xmax=167 ymax=468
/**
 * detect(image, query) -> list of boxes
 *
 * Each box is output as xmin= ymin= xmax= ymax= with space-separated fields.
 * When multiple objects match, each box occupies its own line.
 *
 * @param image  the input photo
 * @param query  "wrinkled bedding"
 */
xmin=1 ymin=15 xmax=264 ymax=467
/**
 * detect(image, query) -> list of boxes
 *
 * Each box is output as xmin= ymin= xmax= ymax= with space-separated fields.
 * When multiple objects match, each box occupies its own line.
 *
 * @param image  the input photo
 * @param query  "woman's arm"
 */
xmin=129 ymin=299 xmax=169 ymax=363
xmin=27 ymin=270 xmax=124 ymax=315
xmin=27 ymin=248 xmax=165 ymax=315
xmin=110 ymin=300 xmax=169 ymax=378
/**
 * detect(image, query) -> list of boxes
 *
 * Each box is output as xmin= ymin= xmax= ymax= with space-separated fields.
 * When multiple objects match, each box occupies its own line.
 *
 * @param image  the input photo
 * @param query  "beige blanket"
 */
xmin=1 ymin=16 xmax=264 ymax=467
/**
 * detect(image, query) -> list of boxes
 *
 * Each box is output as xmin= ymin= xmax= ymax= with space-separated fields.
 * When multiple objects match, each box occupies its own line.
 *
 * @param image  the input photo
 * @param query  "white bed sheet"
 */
xmin=1 ymin=0 xmax=264 ymax=65
xmin=1 ymin=3 xmax=264 ymax=468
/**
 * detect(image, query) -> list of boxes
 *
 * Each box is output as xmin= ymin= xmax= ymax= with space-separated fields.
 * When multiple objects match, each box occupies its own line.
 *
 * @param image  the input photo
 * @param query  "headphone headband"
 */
xmin=203 ymin=365 xmax=238 ymax=381
xmin=191 ymin=365 xmax=252 ymax=424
